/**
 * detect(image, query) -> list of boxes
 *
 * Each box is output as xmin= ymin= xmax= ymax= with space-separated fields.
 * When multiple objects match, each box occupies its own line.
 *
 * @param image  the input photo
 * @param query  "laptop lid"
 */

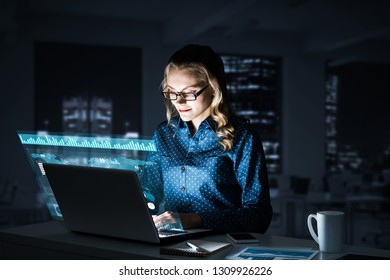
xmin=42 ymin=163 xmax=210 ymax=243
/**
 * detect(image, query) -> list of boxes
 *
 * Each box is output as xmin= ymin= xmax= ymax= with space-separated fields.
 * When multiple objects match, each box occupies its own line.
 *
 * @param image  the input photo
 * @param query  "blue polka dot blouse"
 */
xmin=143 ymin=116 xmax=273 ymax=233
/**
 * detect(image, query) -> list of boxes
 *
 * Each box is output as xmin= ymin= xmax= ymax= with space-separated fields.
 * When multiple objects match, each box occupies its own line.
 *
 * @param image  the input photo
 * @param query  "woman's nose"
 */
xmin=175 ymin=96 xmax=187 ymax=104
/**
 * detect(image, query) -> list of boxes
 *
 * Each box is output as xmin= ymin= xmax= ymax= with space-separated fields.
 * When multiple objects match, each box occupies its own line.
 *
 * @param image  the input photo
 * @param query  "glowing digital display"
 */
xmin=18 ymin=131 xmax=157 ymax=220
xmin=19 ymin=134 xmax=156 ymax=151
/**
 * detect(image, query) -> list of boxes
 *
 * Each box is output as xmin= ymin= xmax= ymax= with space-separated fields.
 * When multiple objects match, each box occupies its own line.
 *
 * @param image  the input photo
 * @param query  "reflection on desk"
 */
xmin=0 ymin=221 xmax=389 ymax=260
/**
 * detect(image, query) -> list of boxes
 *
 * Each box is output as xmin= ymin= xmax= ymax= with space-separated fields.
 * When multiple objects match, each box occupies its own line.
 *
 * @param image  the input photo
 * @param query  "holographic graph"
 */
xmin=18 ymin=133 xmax=156 ymax=151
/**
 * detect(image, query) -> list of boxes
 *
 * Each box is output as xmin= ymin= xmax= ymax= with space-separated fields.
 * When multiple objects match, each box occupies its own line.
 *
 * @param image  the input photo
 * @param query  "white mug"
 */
xmin=307 ymin=210 xmax=345 ymax=253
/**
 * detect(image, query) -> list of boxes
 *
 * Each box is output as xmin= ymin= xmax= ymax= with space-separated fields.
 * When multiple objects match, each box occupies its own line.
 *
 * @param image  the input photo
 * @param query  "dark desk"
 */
xmin=1 ymin=221 xmax=390 ymax=260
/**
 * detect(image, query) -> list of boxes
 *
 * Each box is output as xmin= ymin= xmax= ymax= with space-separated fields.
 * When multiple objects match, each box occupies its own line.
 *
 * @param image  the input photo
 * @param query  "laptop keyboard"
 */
xmin=158 ymin=229 xmax=187 ymax=237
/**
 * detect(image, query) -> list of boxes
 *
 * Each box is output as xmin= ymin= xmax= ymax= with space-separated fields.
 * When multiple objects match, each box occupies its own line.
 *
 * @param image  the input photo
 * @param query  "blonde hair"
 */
xmin=162 ymin=62 xmax=234 ymax=152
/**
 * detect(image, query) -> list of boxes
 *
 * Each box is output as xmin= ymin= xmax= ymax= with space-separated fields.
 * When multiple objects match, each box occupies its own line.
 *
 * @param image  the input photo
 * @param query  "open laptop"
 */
xmin=42 ymin=163 xmax=212 ymax=243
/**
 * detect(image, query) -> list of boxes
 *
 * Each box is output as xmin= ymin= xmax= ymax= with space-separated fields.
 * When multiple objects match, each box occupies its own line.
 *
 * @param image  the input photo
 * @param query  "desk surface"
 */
xmin=0 ymin=221 xmax=389 ymax=260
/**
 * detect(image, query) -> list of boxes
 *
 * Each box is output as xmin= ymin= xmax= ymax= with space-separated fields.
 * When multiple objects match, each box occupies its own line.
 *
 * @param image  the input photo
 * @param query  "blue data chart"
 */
xmin=18 ymin=133 xmax=157 ymax=152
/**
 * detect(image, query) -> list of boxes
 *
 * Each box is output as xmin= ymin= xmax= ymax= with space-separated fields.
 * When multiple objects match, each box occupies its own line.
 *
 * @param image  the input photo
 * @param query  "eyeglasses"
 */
xmin=162 ymin=85 xmax=209 ymax=101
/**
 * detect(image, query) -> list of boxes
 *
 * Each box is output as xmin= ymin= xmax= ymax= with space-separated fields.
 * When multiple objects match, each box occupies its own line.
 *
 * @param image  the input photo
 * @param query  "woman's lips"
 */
xmin=178 ymin=108 xmax=191 ymax=113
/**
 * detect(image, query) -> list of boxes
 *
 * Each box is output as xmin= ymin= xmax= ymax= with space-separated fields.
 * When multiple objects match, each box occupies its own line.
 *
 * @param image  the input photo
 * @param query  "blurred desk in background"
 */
xmin=278 ymin=192 xmax=346 ymax=239
xmin=346 ymin=195 xmax=390 ymax=246
xmin=277 ymin=192 xmax=390 ymax=246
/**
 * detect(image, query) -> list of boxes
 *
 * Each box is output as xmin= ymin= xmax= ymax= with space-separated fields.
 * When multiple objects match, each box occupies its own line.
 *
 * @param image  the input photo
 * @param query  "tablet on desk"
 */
xmin=226 ymin=233 xmax=258 ymax=244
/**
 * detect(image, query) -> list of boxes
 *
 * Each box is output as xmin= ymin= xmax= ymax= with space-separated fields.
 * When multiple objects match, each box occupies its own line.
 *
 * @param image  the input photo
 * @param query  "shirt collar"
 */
xmin=204 ymin=116 xmax=218 ymax=132
xmin=172 ymin=116 xmax=218 ymax=133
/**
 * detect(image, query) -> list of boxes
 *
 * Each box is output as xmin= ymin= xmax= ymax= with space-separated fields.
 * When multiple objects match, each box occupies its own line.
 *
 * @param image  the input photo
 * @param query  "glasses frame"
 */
xmin=162 ymin=85 xmax=209 ymax=101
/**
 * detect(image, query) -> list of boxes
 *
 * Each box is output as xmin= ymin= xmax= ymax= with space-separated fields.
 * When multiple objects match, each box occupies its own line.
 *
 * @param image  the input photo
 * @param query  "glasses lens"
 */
xmin=181 ymin=93 xmax=196 ymax=101
xmin=162 ymin=92 xmax=175 ymax=100
xmin=168 ymin=93 xmax=177 ymax=100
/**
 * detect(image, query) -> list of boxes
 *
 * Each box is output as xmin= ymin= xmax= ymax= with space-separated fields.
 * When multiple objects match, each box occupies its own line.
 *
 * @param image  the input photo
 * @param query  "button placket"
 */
xmin=178 ymin=156 xmax=187 ymax=197
xmin=180 ymin=164 xmax=187 ymax=192
xmin=180 ymin=131 xmax=195 ymax=199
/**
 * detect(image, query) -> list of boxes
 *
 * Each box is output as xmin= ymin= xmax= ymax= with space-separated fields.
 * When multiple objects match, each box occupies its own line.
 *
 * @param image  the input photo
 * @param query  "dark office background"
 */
xmin=1 ymin=0 xmax=389 ymax=249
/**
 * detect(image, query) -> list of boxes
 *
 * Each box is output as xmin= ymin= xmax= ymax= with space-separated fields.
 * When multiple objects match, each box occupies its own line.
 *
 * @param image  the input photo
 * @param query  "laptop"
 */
xmin=42 ymin=163 xmax=212 ymax=243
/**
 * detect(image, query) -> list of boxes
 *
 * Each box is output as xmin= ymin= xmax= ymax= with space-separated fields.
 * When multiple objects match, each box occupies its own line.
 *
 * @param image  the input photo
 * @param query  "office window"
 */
xmin=221 ymin=54 xmax=282 ymax=173
xmin=325 ymin=62 xmax=390 ymax=173
xmin=325 ymin=73 xmax=339 ymax=173
xmin=34 ymin=41 xmax=142 ymax=135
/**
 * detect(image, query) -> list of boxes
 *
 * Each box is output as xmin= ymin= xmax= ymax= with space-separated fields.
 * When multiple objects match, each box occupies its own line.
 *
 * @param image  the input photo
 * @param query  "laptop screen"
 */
xmin=17 ymin=131 xmax=157 ymax=220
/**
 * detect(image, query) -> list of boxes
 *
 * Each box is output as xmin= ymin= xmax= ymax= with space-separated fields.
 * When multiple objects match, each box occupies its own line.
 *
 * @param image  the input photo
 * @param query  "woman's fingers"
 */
xmin=153 ymin=211 xmax=179 ymax=230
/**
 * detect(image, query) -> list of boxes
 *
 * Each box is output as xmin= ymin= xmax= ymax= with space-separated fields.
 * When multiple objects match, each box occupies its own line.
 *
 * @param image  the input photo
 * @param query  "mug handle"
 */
xmin=307 ymin=214 xmax=319 ymax=244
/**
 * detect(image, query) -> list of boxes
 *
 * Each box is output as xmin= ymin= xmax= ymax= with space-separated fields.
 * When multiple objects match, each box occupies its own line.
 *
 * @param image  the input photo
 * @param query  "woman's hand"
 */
xmin=153 ymin=211 xmax=203 ymax=230
xmin=153 ymin=211 xmax=181 ymax=230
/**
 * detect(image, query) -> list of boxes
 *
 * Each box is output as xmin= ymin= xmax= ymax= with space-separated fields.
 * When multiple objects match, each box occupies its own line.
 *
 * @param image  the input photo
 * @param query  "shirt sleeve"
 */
xmin=198 ymin=125 xmax=273 ymax=233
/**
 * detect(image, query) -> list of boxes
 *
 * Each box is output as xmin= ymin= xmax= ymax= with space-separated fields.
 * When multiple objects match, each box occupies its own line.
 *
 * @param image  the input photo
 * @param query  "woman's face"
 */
xmin=165 ymin=68 xmax=213 ymax=130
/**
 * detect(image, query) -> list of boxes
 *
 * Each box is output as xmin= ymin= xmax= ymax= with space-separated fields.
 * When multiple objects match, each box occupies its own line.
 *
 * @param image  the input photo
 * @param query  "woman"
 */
xmin=145 ymin=44 xmax=272 ymax=233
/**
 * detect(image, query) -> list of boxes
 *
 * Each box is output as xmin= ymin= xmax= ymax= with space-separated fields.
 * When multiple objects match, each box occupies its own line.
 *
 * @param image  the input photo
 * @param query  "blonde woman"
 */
xmin=147 ymin=44 xmax=272 ymax=233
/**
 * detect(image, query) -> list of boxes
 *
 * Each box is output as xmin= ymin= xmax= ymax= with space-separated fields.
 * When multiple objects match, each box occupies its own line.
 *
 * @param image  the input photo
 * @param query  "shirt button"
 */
xmin=181 ymin=166 xmax=186 ymax=172
xmin=187 ymin=152 xmax=193 ymax=157
xmin=181 ymin=186 xmax=186 ymax=191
